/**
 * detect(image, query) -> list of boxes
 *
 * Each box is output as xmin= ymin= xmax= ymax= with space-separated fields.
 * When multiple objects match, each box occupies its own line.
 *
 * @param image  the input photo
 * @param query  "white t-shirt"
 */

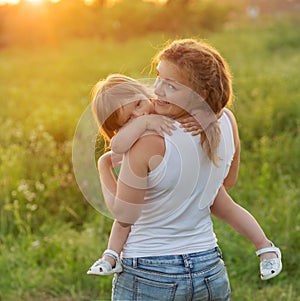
xmin=122 ymin=112 xmax=235 ymax=258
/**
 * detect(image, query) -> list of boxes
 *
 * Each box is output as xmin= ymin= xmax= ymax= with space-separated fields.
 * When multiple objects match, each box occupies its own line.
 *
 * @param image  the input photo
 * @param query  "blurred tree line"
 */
xmin=0 ymin=0 xmax=238 ymax=47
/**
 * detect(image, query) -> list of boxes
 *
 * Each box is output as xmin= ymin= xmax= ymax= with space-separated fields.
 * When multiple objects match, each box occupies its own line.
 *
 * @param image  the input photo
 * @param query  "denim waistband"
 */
xmin=122 ymin=247 xmax=222 ymax=268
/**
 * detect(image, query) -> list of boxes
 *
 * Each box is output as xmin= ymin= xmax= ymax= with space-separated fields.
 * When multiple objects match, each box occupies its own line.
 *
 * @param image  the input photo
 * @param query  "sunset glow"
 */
xmin=84 ymin=0 xmax=93 ymax=5
xmin=26 ymin=0 xmax=43 ymax=4
xmin=0 ymin=0 xmax=167 ymax=7
xmin=0 ymin=0 xmax=56 ymax=4
xmin=0 ymin=0 xmax=20 ymax=5
xmin=145 ymin=0 xmax=168 ymax=4
xmin=0 ymin=0 xmax=128 ymax=5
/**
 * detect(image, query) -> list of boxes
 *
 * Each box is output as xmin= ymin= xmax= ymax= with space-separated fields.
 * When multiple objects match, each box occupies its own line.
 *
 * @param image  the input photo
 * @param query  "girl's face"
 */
xmin=116 ymin=95 xmax=154 ymax=127
xmin=154 ymin=60 xmax=192 ymax=119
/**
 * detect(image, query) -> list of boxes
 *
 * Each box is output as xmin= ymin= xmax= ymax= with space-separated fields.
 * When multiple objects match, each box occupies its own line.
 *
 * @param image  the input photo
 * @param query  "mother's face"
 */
xmin=154 ymin=60 xmax=199 ymax=119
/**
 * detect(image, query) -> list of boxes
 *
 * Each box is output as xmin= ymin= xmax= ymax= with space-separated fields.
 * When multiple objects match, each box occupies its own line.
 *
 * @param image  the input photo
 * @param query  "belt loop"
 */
xmin=182 ymin=254 xmax=193 ymax=268
xmin=133 ymin=258 xmax=138 ymax=268
xmin=217 ymin=246 xmax=223 ymax=259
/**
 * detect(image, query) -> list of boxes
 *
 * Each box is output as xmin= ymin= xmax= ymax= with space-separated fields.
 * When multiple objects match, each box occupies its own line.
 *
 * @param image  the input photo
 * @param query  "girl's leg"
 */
xmin=211 ymin=186 xmax=282 ymax=279
xmin=87 ymin=220 xmax=131 ymax=275
xmin=104 ymin=220 xmax=131 ymax=267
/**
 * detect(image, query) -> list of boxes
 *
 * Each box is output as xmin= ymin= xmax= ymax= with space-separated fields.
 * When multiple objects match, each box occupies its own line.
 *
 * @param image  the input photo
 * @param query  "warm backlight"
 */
xmin=0 ymin=0 xmax=61 ymax=4
xmin=0 ymin=0 xmax=20 ymax=4
xmin=26 ymin=0 xmax=43 ymax=4
xmin=0 ymin=0 xmax=130 ymax=5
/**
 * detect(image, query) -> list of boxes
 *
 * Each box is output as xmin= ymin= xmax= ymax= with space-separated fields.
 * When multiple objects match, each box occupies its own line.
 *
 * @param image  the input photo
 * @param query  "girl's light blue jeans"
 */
xmin=112 ymin=247 xmax=231 ymax=301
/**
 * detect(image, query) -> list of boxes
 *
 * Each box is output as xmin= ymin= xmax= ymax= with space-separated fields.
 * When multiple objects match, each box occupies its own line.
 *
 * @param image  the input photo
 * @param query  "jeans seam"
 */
xmin=205 ymin=277 xmax=212 ymax=301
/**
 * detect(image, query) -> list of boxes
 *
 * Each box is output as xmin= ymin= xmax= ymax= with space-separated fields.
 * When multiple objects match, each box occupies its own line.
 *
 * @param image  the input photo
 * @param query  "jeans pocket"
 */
xmin=134 ymin=276 xmax=177 ymax=301
xmin=204 ymin=261 xmax=231 ymax=301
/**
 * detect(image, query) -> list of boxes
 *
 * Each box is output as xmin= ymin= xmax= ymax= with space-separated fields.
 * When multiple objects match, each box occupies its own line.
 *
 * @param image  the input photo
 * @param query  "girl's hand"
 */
xmin=111 ymin=114 xmax=176 ymax=155
xmin=179 ymin=116 xmax=203 ymax=136
xmin=144 ymin=114 xmax=176 ymax=136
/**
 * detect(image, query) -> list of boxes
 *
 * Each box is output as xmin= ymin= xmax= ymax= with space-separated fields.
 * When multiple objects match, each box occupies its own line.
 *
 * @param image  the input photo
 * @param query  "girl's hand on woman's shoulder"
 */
xmin=144 ymin=114 xmax=176 ymax=136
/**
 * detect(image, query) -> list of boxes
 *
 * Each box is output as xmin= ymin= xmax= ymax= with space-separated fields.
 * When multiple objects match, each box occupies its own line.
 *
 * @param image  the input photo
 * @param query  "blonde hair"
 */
xmin=153 ymin=39 xmax=233 ymax=165
xmin=92 ymin=74 xmax=152 ymax=147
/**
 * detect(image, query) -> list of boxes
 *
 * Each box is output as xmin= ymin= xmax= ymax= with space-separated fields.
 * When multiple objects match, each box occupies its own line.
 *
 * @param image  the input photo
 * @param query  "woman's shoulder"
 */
xmin=222 ymin=108 xmax=238 ymax=126
xmin=220 ymin=108 xmax=239 ymax=151
xmin=126 ymin=134 xmax=165 ymax=172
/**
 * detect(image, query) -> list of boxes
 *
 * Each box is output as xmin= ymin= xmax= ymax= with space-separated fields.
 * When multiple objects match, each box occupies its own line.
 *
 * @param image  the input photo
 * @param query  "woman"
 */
xmin=96 ymin=39 xmax=281 ymax=300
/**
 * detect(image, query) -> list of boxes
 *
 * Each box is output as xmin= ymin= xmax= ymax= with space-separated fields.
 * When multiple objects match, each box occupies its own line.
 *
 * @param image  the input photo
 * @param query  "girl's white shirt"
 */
xmin=122 ymin=112 xmax=235 ymax=258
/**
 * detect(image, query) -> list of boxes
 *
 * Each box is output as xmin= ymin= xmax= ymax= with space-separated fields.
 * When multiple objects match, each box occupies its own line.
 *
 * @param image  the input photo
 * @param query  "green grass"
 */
xmin=0 ymin=14 xmax=299 ymax=301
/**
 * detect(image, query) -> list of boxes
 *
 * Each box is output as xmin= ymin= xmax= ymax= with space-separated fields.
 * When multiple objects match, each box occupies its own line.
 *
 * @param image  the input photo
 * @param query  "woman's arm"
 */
xmin=111 ymin=114 xmax=175 ymax=154
xmin=99 ymin=134 xmax=164 ymax=224
xmin=98 ymin=151 xmax=141 ymax=225
xmin=98 ymin=151 xmax=119 ymax=214
xmin=222 ymin=108 xmax=240 ymax=190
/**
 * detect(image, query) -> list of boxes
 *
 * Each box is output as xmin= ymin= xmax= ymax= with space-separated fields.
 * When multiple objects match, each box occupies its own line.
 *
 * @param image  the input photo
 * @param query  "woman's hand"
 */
xmin=98 ymin=151 xmax=113 ymax=170
xmin=179 ymin=108 xmax=220 ymax=136
xmin=111 ymin=152 xmax=123 ymax=167
xmin=178 ymin=116 xmax=203 ymax=136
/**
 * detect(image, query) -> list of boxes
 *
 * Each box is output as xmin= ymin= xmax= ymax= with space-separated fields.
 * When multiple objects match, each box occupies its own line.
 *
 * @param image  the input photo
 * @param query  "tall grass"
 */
xmin=0 ymin=14 xmax=299 ymax=301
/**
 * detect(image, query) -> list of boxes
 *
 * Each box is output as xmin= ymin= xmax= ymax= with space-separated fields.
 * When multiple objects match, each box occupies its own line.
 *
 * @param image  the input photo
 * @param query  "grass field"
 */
xmin=0 ymin=13 xmax=299 ymax=301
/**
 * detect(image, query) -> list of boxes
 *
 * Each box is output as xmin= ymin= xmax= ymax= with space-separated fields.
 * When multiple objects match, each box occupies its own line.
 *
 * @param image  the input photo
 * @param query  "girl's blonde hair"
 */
xmin=153 ymin=39 xmax=233 ymax=165
xmin=91 ymin=74 xmax=152 ymax=145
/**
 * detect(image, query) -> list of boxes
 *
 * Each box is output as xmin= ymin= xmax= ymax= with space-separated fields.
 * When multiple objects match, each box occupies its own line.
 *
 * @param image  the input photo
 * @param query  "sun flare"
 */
xmin=26 ymin=0 xmax=43 ymax=4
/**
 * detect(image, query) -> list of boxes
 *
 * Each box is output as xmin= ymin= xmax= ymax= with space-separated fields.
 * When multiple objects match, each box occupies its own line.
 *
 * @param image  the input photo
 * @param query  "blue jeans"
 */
xmin=112 ymin=247 xmax=230 ymax=301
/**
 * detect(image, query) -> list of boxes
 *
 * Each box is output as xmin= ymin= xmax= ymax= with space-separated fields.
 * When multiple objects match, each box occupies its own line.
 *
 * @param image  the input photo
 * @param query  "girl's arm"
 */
xmin=211 ymin=186 xmax=270 ymax=251
xmin=111 ymin=114 xmax=175 ymax=154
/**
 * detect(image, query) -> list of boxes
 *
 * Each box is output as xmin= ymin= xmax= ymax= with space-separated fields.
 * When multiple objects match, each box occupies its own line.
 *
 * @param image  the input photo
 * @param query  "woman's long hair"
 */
xmin=153 ymin=39 xmax=233 ymax=166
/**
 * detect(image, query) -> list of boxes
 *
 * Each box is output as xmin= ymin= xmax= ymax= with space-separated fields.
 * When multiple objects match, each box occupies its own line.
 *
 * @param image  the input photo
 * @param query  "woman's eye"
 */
xmin=155 ymin=76 xmax=177 ymax=91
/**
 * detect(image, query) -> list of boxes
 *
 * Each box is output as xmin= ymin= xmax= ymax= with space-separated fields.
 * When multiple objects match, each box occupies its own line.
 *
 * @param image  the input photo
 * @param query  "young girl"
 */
xmin=87 ymin=73 xmax=282 ymax=281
